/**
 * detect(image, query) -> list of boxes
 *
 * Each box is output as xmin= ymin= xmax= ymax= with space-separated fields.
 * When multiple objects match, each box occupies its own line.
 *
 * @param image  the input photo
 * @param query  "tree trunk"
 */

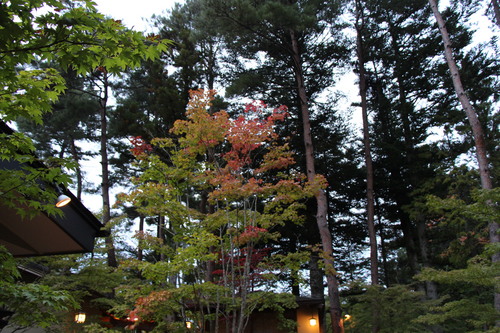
xmin=69 ymin=138 xmax=83 ymax=200
xmin=417 ymin=218 xmax=443 ymax=333
xmin=428 ymin=0 xmax=499 ymax=318
xmin=138 ymin=215 xmax=144 ymax=261
xmin=289 ymin=29 xmax=344 ymax=333
xmin=492 ymin=0 xmax=500 ymax=28
xmin=355 ymin=2 xmax=379 ymax=286
xmin=355 ymin=4 xmax=380 ymax=331
xmin=310 ymin=254 xmax=324 ymax=298
xmin=99 ymin=73 xmax=117 ymax=268
xmin=377 ymin=209 xmax=391 ymax=287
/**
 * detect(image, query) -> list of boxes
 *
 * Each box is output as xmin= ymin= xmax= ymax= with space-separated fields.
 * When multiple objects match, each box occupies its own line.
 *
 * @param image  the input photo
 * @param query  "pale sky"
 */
xmin=93 ymin=0 xmax=182 ymax=32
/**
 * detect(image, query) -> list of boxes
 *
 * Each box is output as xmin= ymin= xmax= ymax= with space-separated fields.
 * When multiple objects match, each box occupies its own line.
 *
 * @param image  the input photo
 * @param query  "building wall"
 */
xmin=296 ymin=307 xmax=320 ymax=333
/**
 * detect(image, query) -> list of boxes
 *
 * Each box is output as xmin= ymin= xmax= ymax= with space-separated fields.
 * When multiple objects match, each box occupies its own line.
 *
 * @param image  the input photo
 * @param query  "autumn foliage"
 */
xmin=121 ymin=89 xmax=325 ymax=331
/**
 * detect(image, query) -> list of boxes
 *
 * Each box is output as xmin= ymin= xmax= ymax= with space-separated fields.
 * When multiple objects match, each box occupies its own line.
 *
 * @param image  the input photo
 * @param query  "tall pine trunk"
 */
xmin=428 ymin=0 xmax=499 ymax=317
xmin=98 ymin=73 xmax=118 ymax=268
xmin=290 ymin=29 xmax=344 ymax=333
xmin=492 ymin=0 xmax=500 ymax=27
xmin=355 ymin=2 xmax=379 ymax=287
xmin=355 ymin=5 xmax=381 ymax=332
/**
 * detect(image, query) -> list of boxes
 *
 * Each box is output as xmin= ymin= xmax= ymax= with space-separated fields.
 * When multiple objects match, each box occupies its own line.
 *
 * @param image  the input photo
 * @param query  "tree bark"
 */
xmin=492 ymin=0 xmax=500 ymax=28
xmin=290 ymin=29 xmax=344 ymax=333
xmin=355 ymin=1 xmax=379 ymax=287
xmin=355 ymin=4 xmax=381 ymax=331
xmin=138 ymin=215 xmax=144 ymax=261
xmin=67 ymin=138 xmax=83 ymax=200
xmin=99 ymin=73 xmax=118 ymax=268
xmin=428 ymin=0 xmax=499 ymax=318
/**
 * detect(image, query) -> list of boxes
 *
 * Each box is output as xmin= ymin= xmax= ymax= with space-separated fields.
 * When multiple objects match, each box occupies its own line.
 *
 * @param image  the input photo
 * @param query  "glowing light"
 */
xmin=56 ymin=194 xmax=71 ymax=207
xmin=74 ymin=312 xmax=86 ymax=324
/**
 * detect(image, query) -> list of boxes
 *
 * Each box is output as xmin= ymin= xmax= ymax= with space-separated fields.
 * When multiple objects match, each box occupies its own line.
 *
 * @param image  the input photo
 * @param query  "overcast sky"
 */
xmin=93 ymin=0 xmax=182 ymax=32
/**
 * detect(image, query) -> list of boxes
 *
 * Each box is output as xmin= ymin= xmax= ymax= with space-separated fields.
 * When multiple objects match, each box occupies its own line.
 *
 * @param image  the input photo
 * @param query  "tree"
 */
xmin=16 ymin=66 xmax=101 ymax=200
xmin=1 ymin=0 xmax=169 ymax=218
xmin=427 ymin=0 xmax=499 ymax=316
xmin=413 ymin=181 xmax=500 ymax=331
xmin=119 ymin=90 xmax=321 ymax=332
xmin=190 ymin=2 xmax=349 ymax=330
xmin=354 ymin=0 xmax=379 ymax=287
xmin=0 ymin=2 xmax=169 ymax=328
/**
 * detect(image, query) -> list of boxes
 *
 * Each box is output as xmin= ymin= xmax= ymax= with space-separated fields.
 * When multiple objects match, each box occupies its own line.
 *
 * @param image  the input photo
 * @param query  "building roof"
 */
xmin=0 ymin=122 xmax=106 ymax=257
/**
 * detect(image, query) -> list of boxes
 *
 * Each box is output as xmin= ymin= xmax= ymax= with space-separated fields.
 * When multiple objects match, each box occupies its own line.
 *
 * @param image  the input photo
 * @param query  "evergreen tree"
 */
xmin=428 ymin=0 xmax=499 ymax=318
xmin=189 ymin=1 xmax=351 ymax=330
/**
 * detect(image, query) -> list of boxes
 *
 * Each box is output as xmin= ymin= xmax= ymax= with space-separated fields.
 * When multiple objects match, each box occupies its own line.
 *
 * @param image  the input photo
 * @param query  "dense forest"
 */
xmin=0 ymin=0 xmax=499 ymax=332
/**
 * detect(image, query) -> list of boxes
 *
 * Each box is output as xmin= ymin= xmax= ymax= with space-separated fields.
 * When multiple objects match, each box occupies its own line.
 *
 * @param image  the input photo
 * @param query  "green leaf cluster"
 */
xmin=0 ymin=0 xmax=169 ymax=218
xmin=0 ymin=246 xmax=77 ymax=329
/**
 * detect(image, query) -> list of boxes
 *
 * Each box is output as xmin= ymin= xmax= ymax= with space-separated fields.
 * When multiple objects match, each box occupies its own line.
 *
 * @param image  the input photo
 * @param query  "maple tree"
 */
xmin=0 ymin=0 xmax=169 ymax=218
xmin=117 ymin=89 xmax=323 ymax=332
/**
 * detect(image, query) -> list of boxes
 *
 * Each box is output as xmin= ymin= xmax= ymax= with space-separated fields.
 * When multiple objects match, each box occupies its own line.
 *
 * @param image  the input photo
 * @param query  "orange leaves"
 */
xmin=124 ymin=89 xmax=324 ymax=212
xmin=164 ymin=89 xmax=299 ymax=204
xmin=128 ymin=290 xmax=172 ymax=324
xmin=209 ymin=175 xmax=264 ymax=202
xmin=224 ymin=100 xmax=289 ymax=172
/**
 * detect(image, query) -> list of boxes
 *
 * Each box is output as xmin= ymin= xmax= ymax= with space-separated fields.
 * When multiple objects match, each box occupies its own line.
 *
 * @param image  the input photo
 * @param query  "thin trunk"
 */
xmin=138 ymin=215 xmax=144 ymax=261
xmin=355 ymin=4 xmax=380 ymax=332
xmin=428 ymin=0 xmax=493 ymax=191
xmin=158 ymin=215 xmax=165 ymax=262
xmin=492 ymin=0 xmax=500 ymax=28
xmin=417 ymin=219 xmax=443 ymax=333
xmin=397 ymin=198 xmax=420 ymax=275
xmin=355 ymin=2 xmax=379 ymax=286
xmin=290 ymin=29 xmax=343 ymax=333
xmin=376 ymin=209 xmax=391 ymax=287
xmin=370 ymin=66 xmax=419 ymax=276
xmin=290 ymin=240 xmax=300 ymax=296
xmin=387 ymin=14 xmax=423 ymax=278
xmin=310 ymin=254 xmax=326 ymax=332
xmin=428 ymin=0 xmax=499 ymax=318
xmin=68 ymin=138 xmax=82 ymax=200
xmin=99 ymin=73 xmax=117 ymax=268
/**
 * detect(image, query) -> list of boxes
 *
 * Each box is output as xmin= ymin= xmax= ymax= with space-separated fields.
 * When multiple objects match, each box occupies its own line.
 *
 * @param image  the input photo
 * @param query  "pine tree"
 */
xmin=190 ymin=1 xmax=350 ymax=330
xmin=428 ymin=0 xmax=499 ymax=318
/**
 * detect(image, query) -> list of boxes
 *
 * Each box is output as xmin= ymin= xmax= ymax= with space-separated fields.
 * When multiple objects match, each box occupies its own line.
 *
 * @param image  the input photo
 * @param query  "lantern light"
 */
xmin=74 ymin=312 xmax=86 ymax=324
xmin=56 ymin=194 xmax=71 ymax=207
xmin=186 ymin=321 xmax=192 ymax=329
xmin=309 ymin=316 xmax=317 ymax=326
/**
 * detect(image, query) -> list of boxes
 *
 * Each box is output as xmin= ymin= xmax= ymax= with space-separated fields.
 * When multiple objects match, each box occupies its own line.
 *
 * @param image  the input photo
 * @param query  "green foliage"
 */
xmin=409 ymin=186 xmax=500 ymax=331
xmin=0 ymin=246 xmax=77 ymax=329
xmin=413 ymin=298 xmax=498 ymax=332
xmin=0 ymin=0 xmax=169 ymax=218
xmin=417 ymin=258 xmax=498 ymax=287
xmin=344 ymin=284 xmax=431 ymax=333
xmin=83 ymin=323 xmax=121 ymax=333
xmin=0 ymin=246 xmax=21 ymax=283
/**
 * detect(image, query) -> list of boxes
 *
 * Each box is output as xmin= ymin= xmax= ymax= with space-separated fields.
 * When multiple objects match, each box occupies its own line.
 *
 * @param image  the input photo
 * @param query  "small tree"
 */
xmin=120 ymin=90 xmax=321 ymax=332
